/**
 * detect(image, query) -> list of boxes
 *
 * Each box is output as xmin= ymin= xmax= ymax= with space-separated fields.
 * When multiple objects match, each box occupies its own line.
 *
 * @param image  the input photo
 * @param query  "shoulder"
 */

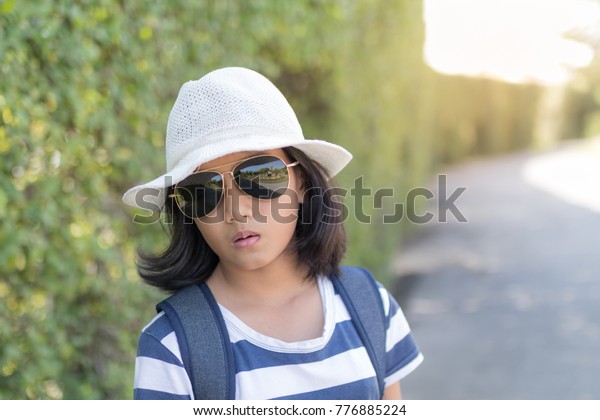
xmin=337 ymin=265 xmax=394 ymax=315
xmin=141 ymin=311 xmax=175 ymax=341
xmin=134 ymin=311 xmax=194 ymax=399
xmin=137 ymin=311 xmax=184 ymax=365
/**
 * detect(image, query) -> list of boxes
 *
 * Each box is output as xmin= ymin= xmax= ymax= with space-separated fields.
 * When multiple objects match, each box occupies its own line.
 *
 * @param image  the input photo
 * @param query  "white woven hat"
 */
xmin=122 ymin=66 xmax=352 ymax=209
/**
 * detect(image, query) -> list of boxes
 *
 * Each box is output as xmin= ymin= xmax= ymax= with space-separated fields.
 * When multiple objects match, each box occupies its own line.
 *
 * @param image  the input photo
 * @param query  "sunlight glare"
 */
xmin=424 ymin=0 xmax=600 ymax=85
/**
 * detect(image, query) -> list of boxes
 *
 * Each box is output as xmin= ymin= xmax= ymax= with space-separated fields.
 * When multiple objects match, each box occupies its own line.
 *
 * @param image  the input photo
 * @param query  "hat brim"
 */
xmin=121 ymin=135 xmax=352 ymax=210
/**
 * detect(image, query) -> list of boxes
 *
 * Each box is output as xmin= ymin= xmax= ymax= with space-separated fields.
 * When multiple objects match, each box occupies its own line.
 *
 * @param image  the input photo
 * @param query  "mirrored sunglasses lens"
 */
xmin=235 ymin=156 xmax=290 ymax=199
xmin=175 ymin=172 xmax=222 ymax=217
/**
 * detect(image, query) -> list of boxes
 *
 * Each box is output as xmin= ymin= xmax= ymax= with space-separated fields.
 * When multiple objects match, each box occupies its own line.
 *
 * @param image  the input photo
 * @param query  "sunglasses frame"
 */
xmin=168 ymin=154 xmax=300 ymax=219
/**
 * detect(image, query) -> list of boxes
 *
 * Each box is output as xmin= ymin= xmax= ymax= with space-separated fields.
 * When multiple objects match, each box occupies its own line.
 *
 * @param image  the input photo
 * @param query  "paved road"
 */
xmin=392 ymin=140 xmax=600 ymax=399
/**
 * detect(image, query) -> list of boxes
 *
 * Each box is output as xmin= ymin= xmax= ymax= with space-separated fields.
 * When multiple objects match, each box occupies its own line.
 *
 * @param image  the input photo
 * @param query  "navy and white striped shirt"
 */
xmin=134 ymin=276 xmax=423 ymax=399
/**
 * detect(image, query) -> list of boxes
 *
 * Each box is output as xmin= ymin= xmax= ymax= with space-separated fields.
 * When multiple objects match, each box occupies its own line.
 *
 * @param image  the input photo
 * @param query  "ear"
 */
xmin=298 ymin=185 xmax=305 ymax=204
xmin=294 ymin=171 xmax=306 ymax=204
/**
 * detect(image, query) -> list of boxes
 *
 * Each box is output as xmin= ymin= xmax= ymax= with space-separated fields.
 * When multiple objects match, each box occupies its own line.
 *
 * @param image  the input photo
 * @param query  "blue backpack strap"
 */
xmin=333 ymin=265 xmax=387 ymax=398
xmin=156 ymin=283 xmax=235 ymax=400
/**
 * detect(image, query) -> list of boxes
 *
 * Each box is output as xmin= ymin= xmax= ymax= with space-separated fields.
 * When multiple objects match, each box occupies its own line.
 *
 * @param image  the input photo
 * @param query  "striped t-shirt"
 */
xmin=134 ymin=276 xmax=423 ymax=399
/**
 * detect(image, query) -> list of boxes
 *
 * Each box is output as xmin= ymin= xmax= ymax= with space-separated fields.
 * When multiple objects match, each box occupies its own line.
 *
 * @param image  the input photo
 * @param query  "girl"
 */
xmin=122 ymin=67 xmax=423 ymax=400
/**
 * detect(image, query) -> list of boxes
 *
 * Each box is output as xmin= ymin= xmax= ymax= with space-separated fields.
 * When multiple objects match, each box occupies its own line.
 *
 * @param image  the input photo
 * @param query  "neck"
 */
xmin=208 ymin=255 xmax=313 ymax=305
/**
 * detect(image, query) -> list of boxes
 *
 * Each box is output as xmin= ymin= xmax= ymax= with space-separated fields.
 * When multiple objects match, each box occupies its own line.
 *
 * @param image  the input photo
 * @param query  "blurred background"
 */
xmin=0 ymin=0 xmax=598 ymax=399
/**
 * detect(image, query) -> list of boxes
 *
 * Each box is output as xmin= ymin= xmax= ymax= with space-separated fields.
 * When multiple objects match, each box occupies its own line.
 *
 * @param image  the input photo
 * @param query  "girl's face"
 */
xmin=193 ymin=148 xmax=303 ymax=272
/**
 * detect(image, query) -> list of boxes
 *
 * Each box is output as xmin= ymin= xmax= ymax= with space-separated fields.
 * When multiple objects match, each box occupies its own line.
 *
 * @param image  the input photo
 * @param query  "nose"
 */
xmin=222 ymin=172 xmax=251 ymax=223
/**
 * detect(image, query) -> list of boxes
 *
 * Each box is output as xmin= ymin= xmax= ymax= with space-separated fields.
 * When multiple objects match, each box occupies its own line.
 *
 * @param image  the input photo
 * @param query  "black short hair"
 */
xmin=136 ymin=147 xmax=347 ymax=293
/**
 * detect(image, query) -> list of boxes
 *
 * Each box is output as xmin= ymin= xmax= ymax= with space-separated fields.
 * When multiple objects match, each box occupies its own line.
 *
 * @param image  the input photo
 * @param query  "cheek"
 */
xmin=194 ymin=220 xmax=223 ymax=251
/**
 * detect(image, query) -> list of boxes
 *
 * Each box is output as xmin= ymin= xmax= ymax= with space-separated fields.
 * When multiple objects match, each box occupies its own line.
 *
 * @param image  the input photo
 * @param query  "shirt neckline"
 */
xmin=217 ymin=276 xmax=335 ymax=353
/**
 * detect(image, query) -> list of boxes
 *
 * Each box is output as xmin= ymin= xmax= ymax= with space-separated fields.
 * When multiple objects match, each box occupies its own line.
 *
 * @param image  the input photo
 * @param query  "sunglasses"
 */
xmin=169 ymin=155 xmax=300 ymax=219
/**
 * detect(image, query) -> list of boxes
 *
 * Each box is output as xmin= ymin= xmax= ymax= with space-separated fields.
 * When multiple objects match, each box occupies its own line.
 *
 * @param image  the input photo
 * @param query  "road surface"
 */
xmin=393 ymin=139 xmax=600 ymax=399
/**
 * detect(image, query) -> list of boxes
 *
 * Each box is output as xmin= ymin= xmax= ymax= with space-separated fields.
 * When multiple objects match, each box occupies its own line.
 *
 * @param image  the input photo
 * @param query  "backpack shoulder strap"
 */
xmin=156 ymin=283 xmax=235 ymax=400
xmin=333 ymin=265 xmax=387 ymax=397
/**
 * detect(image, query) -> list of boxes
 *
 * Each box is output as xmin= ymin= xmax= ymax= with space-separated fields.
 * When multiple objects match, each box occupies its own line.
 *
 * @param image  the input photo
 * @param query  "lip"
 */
xmin=232 ymin=230 xmax=261 ymax=248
